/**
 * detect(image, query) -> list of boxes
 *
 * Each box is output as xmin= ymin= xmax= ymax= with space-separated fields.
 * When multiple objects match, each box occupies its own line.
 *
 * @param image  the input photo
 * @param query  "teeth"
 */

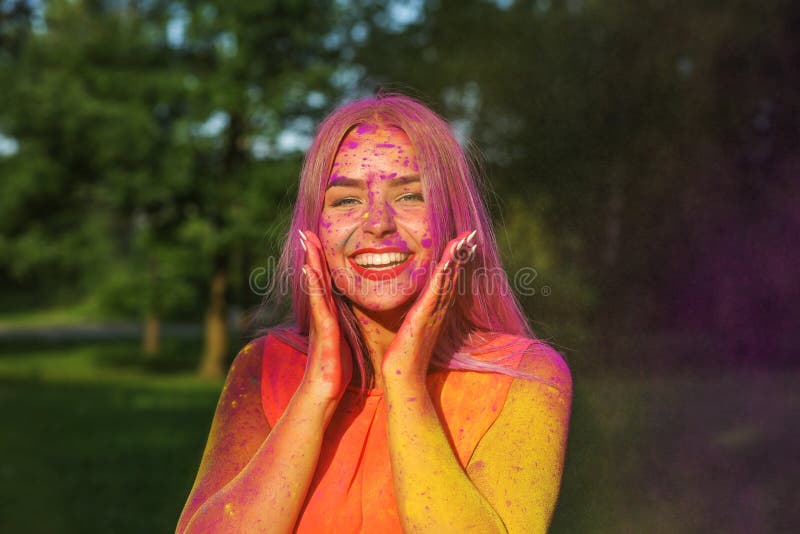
xmin=353 ymin=252 xmax=410 ymax=267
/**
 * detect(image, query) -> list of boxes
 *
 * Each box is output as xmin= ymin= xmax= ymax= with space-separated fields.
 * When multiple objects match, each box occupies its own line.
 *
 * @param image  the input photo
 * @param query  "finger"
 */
xmin=405 ymin=230 xmax=478 ymax=329
xmin=301 ymin=234 xmax=330 ymax=301
xmin=414 ymin=251 xmax=457 ymax=318
xmin=434 ymin=230 xmax=479 ymax=307
xmin=303 ymin=264 xmax=334 ymax=333
xmin=301 ymin=231 xmax=337 ymax=303
xmin=449 ymin=229 xmax=478 ymax=266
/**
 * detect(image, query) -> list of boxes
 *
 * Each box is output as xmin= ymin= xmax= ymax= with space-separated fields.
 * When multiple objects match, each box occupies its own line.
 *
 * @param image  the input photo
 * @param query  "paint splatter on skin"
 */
xmin=356 ymin=123 xmax=378 ymax=135
xmin=319 ymin=125 xmax=434 ymax=315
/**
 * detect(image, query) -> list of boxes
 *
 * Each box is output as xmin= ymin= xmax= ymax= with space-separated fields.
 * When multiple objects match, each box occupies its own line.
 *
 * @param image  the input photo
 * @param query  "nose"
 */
xmin=362 ymin=199 xmax=397 ymax=238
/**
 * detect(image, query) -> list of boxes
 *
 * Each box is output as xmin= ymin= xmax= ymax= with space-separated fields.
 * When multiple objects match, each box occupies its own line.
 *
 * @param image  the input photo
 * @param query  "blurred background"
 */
xmin=1 ymin=0 xmax=797 ymax=532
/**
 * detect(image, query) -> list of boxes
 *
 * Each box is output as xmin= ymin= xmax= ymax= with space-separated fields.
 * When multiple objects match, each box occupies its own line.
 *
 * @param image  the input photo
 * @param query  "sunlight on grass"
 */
xmin=0 ymin=300 xmax=103 ymax=328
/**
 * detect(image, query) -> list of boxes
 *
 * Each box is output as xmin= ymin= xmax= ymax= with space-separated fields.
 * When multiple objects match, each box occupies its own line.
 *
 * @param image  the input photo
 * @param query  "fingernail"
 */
xmin=300 ymin=239 xmax=307 ymax=252
xmin=443 ymin=260 xmax=451 ymax=271
xmin=466 ymin=229 xmax=478 ymax=245
xmin=456 ymin=237 xmax=467 ymax=251
xmin=468 ymin=244 xmax=477 ymax=260
xmin=301 ymin=266 xmax=308 ymax=277
xmin=297 ymin=229 xmax=307 ymax=241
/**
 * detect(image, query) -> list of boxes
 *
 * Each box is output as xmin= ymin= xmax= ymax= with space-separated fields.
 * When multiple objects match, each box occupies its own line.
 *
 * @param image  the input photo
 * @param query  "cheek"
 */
xmin=396 ymin=212 xmax=433 ymax=244
xmin=319 ymin=209 xmax=360 ymax=256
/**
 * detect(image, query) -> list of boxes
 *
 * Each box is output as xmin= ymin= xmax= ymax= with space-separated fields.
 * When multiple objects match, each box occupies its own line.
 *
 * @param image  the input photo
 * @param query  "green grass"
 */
xmin=0 ymin=338 xmax=223 ymax=534
xmin=0 ymin=300 xmax=103 ymax=328
xmin=0 ymin=338 xmax=797 ymax=533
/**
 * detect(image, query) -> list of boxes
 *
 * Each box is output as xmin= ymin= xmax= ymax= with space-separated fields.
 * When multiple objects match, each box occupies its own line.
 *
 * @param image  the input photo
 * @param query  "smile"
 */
xmin=348 ymin=248 xmax=414 ymax=280
xmin=352 ymin=251 xmax=411 ymax=268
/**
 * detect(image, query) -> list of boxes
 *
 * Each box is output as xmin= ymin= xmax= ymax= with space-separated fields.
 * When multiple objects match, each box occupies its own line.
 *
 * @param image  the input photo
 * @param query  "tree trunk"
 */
xmin=199 ymin=265 xmax=228 ymax=378
xmin=143 ymin=255 xmax=161 ymax=358
xmin=142 ymin=313 xmax=160 ymax=358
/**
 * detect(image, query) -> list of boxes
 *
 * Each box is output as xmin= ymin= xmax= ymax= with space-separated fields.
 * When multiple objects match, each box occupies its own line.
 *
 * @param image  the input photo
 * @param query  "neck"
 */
xmin=351 ymin=305 xmax=407 ymax=390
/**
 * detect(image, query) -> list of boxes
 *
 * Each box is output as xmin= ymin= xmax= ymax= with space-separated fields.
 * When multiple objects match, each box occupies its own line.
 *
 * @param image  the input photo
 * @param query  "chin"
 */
xmin=353 ymin=294 xmax=416 ymax=313
xmin=332 ymin=264 xmax=428 ymax=312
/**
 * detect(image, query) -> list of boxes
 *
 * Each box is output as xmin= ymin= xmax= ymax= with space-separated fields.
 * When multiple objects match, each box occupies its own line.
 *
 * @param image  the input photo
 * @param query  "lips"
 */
xmin=348 ymin=247 xmax=414 ymax=280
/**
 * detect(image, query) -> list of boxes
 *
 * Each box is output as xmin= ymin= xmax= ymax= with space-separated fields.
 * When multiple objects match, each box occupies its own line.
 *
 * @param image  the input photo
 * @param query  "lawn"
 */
xmin=0 ymin=338 xmax=796 ymax=533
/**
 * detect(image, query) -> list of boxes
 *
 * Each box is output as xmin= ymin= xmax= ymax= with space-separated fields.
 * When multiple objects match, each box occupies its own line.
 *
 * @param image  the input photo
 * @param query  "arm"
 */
xmin=177 ymin=232 xmax=352 ymax=533
xmin=383 ymin=343 xmax=572 ymax=534
xmin=175 ymin=340 xmax=338 ymax=534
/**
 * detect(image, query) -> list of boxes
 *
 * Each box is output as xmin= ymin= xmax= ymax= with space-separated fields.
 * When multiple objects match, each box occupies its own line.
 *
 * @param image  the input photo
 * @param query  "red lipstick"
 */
xmin=348 ymin=247 xmax=414 ymax=281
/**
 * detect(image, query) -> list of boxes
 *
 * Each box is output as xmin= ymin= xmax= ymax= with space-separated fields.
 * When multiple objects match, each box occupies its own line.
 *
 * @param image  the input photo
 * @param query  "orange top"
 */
xmin=259 ymin=333 xmax=529 ymax=533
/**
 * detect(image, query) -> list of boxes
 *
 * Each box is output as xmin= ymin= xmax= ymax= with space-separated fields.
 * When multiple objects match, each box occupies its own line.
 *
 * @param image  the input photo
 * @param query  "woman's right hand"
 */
xmin=299 ymin=230 xmax=353 ymax=406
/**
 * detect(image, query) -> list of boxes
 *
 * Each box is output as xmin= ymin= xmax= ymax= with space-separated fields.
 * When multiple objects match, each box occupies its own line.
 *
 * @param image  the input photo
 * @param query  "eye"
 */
xmin=397 ymin=192 xmax=424 ymax=203
xmin=330 ymin=197 xmax=362 ymax=208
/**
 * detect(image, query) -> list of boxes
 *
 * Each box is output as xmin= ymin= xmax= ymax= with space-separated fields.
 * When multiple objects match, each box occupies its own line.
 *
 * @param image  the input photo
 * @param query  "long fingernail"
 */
xmin=466 ymin=229 xmax=478 ymax=245
xmin=300 ymin=239 xmax=307 ymax=252
xmin=468 ymin=243 xmax=477 ymax=260
xmin=297 ymin=229 xmax=307 ymax=241
xmin=301 ymin=266 xmax=308 ymax=277
xmin=442 ymin=260 xmax=451 ymax=272
xmin=456 ymin=237 xmax=467 ymax=252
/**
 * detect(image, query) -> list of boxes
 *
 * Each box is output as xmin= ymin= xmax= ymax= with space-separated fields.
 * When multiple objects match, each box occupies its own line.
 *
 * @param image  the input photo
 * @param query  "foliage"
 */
xmin=1 ymin=0 xmax=797 ymax=366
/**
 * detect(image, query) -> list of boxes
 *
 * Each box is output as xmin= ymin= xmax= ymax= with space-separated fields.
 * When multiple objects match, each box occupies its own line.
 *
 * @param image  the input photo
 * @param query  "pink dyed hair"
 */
xmin=263 ymin=93 xmax=544 ymax=390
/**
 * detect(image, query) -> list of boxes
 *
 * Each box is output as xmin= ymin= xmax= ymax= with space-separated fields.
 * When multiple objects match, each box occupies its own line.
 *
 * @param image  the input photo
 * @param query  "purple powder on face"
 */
xmin=421 ymin=238 xmax=432 ymax=248
xmin=375 ymin=143 xmax=396 ymax=148
xmin=356 ymin=123 xmax=378 ymax=135
xmin=347 ymin=140 xmax=359 ymax=149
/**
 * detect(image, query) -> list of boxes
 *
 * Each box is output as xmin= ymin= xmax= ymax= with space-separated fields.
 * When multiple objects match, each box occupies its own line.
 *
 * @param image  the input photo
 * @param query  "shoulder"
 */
xmin=231 ymin=336 xmax=267 ymax=368
xmin=221 ymin=336 xmax=268 ymax=396
xmin=228 ymin=332 xmax=308 ymax=382
xmin=516 ymin=338 xmax=573 ymax=396
xmin=232 ymin=331 xmax=307 ymax=371
xmin=468 ymin=332 xmax=572 ymax=394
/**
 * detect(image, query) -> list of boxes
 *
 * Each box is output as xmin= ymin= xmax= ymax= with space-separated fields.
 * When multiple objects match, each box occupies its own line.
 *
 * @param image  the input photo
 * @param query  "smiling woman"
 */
xmin=175 ymin=94 xmax=572 ymax=534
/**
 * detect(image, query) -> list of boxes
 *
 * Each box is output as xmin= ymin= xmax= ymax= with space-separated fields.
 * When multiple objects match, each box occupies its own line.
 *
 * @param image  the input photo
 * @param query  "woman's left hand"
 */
xmin=382 ymin=230 xmax=478 ymax=384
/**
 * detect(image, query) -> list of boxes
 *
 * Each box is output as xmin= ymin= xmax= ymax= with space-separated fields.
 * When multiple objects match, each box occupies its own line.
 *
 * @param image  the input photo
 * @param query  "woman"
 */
xmin=176 ymin=94 xmax=572 ymax=533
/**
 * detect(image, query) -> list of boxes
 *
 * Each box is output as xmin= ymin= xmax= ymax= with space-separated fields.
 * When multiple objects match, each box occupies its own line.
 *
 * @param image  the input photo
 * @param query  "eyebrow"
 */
xmin=325 ymin=174 xmax=420 ymax=190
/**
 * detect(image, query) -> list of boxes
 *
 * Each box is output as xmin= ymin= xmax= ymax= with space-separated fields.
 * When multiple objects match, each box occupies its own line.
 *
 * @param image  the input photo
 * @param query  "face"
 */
xmin=319 ymin=124 xmax=435 ymax=314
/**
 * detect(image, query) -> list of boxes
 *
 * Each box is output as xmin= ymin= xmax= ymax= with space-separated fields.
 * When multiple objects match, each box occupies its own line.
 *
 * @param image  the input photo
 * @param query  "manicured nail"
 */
xmin=456 ymin=237 xmax=467 ymax=252
xmin=442 ymin=260 xmax=451 ymax=272
xmin=466 ymin=229 xmax=478 ymax=245
xmin=301 ymin=266 xmax=308 ymax=277
xmin=297 ymin=229 xmax=307 ymax=241
xmin=467 ymin=243 xmax=477 ymax=260
xmin=300 ymin=239 xmax=307 ymax=252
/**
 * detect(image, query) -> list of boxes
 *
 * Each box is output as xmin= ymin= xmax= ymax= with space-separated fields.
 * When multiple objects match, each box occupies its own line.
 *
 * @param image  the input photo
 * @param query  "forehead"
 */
xmin=332 ymin=124 xmax=415 ymax=167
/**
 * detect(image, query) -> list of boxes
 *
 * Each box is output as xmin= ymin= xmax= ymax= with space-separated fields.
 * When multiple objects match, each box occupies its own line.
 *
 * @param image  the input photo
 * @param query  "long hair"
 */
xmin=261 ymin=93 xmax=541 ymax=390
